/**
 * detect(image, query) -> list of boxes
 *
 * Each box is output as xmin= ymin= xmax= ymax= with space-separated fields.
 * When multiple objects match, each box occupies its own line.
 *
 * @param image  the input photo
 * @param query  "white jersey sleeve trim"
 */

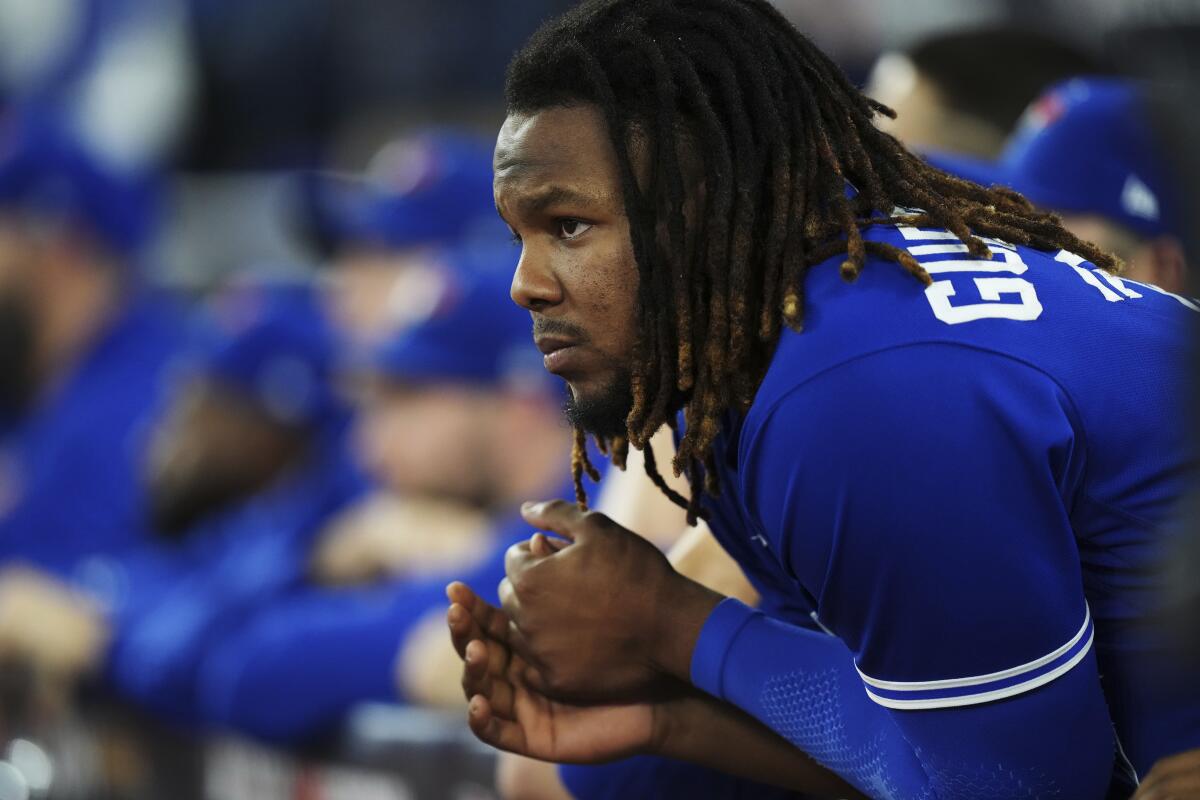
xmin=856 ymin=605 xmax=1094 ymax=710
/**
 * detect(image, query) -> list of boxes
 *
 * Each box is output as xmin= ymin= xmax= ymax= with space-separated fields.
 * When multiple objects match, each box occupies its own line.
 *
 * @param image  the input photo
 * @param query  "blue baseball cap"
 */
xmin=920 ymin=81 xmax=1178 ymax=241
xmin=0 ymin=114 xmax=158 ymax=257
xmin=997 ymin=78 xmax=1178 ymax=239
xmin=201 ymin=279 xmax=345 ymax=432
xmin=368 ymin=255 xmax=552 ymax=395
xmin=303 ymin=129 xmax=506 ymax=254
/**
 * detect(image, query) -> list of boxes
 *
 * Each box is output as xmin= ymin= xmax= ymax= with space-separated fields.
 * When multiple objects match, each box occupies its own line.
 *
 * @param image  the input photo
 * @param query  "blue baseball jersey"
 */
xmin=687 ymin=219 xmax=1198 ymax=798
xmin=196 ymin=479 xmax=583 ymax=743
xmin=98 ymin=438 xmax=368 ymax=725
xmin=0 ymin=297 xmax=190 ymax=575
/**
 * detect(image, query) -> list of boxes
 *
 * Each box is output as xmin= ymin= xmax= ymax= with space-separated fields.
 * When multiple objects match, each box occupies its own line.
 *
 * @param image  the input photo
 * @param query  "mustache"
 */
xmin=531 ymin=317 xmax=589 ymax=345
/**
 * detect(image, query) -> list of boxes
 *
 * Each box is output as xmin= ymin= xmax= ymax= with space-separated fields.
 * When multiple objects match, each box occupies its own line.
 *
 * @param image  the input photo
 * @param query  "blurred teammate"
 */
xmin=985 ymin=78 xmax=1189 ymax=294
xmin=446 ymin=1 xmax=1199 ymax=797
xmin=102 ymin=280 xmax=365 ymax=721
xmin=194 ymin=264 xmax=590 ymax=741
xmin=0 ymin=280 xmax=364 ymax=722
xmin=0 ymin=116 xmax=189 ymax=577
xmin=865 ymin=27 xmax=1103 ymax=159
xmin=302 ymin=130 xmax=507 ymax=350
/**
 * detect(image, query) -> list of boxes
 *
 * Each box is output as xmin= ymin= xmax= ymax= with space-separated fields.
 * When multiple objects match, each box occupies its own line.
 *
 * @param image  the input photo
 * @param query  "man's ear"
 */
xmin=1128 ymin=235 xmax=1190 ymax=295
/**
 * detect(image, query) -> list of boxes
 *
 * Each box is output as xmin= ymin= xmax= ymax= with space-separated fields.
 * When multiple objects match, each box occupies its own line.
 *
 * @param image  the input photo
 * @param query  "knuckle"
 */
xmin=498 ymin=578 xmax=514 ymax=603
xmin=581 ymin=509 xmax=611 ymax=528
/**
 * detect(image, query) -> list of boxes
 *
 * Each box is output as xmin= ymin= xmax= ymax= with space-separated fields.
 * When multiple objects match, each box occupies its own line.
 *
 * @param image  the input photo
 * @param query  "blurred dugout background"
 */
xmin=0 ymin=1 xmax=1195 ymax=799
xmin=1 ymin=0 xmax=1194 ymax=283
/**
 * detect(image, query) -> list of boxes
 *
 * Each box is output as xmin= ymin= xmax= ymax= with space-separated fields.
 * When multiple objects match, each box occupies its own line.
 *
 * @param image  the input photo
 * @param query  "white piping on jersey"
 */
xmin=862 ymin=625 xmax=1094 ymax=710
xmin=857 ymin=604 xmax=1091 ymax=692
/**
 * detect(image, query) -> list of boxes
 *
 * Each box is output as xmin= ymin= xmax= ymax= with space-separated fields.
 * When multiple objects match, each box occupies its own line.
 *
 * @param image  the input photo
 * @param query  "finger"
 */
xmin=462 ymin=635 xmax=513 ymax=686
xmin=484 ymin=671 xmax=516 ymax=719
xmin=504 ymin=617 xmax=541 ymax=669
xmin=497 ymin=584 xmax=540 ymax=670
xmin=520 ymin=499 xmax=588 ymax=541
xmin=462 ymin=639 xmax=493 ymax=699
xmin=467 ymin=694 xmax=528 ymax=756
xmin=498 ymin=577 xmax=519 ymax=622
xmin=448 ymin=582 xmax=510 ymax=639
xmin=462 ymin=638 xmax=515 ymax=713
xmin=447 ymin=603 xmax=479 ymax=659
xmin=520 ymin=660 xmax=554 ymax=696
xmin=504 ymin=541 xmax=537 ymax=582
xmin=447 ymin=597 xmax=511 ymax=660
xmin=530 ymin=533 xmax=569 ymax=558
xmin=446 ymin=581 xmax=479 ymax=609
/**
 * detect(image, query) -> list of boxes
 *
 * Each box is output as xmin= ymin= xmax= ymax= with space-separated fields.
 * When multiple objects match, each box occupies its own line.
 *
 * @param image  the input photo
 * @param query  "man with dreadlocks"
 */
xmin=445 ymin=0 xmax=1200 ymax=796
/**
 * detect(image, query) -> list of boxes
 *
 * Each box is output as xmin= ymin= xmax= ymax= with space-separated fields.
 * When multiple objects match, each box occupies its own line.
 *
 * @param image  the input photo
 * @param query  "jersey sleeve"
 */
xmin=690 ymin=343 xmax=1118 ymax=797
xmin=195 ymin=581 xmax=442 ymax=742
xmin=559 ymin=756 xmax=796 ymax=800
xmin=196 ymin=531 xmax=517 ymax=742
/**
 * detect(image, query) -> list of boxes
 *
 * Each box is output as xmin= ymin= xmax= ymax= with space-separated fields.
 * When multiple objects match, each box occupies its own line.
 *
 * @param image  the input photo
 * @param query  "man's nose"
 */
xmin=510 ymin=245 xmax=562 ymax=312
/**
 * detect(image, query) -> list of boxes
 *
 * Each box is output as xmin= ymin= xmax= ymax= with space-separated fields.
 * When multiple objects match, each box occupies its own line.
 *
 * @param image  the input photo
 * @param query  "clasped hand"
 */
xmin=445 ymin=498 xmax=721 ymax=762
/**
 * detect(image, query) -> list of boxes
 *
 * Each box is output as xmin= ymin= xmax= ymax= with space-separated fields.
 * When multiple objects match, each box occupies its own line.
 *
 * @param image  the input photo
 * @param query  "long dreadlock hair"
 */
xmin=505 ymin=0 xmax=1119 ymax=524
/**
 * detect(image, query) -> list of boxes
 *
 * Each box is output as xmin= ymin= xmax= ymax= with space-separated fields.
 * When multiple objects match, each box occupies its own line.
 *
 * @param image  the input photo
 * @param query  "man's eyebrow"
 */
xmin=510 ymin=186 xmax=597 ymax=216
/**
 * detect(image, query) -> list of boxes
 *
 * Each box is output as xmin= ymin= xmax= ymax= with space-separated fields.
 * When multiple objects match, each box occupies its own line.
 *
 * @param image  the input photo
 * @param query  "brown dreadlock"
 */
xmin=505 ymin=0 xmax=1119 ymax=523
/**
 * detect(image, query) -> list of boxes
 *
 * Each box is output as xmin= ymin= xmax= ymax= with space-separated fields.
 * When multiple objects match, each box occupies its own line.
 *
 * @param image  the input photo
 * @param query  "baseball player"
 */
xmin=446 ymin=1 xmax=1199 ymax=797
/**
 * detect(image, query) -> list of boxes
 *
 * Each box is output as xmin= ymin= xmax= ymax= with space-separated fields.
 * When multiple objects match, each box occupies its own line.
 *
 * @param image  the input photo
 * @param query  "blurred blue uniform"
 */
xmin=91 ymin=280 xmax=369 ymax=723
xmin=195 ymin=495 xmax=574 ymax=742
xmin=0 ymin=301 xmax=187 ymax=576
xmin=103 ymin=441 xmax=365 ymax=723
xmin=0 ymin=116 xmax=187 ymax=577
xmin=194 ymin=263 xmax=580 ymax=743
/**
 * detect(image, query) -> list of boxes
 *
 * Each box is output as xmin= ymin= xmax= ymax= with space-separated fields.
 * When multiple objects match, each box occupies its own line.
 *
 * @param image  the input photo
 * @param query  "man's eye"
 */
xmin=557 ymin=219 xmax=593 ymax=240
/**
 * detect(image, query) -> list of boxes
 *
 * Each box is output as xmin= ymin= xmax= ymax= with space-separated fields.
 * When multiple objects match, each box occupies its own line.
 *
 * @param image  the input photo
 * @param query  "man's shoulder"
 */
xmin=751 ymin=220 xmax=1195 ymax=424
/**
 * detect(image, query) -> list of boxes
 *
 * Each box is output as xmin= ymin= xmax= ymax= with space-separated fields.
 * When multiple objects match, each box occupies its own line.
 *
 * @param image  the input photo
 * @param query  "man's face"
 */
xmin=326 ymin=246 xmax=443 ymax=348
xmin=494 ymin=105 xmax=639 ymax=438
xmin=144 ymin=379 xmax=305 ymax=536
xmin=866 ymin=56 xmax=1003 ymax=159
xmin=353 ymin=380 xmax=494 ymax=505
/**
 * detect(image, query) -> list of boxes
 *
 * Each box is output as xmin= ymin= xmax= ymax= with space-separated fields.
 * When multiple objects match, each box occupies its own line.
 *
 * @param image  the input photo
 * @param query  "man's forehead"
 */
xmin=493 ymin=106 xmax=608 ymax=172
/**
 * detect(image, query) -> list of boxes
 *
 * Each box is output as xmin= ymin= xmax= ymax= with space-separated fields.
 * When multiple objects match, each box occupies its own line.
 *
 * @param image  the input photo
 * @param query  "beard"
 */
xmin=562 ymin=367 xmax=633 ymax=440
xmin=0 ymin=290 xmax=37 ymax=420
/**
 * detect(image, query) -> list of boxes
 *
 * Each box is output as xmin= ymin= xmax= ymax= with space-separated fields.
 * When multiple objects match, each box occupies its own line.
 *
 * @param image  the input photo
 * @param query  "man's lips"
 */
xmin=534 ymin=336 xmax=583 ymax=374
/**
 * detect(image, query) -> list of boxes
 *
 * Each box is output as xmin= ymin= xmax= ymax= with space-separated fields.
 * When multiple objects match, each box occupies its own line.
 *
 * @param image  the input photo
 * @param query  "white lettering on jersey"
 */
xmin=925 ymin=278 xmax=1044 ymax=324
xmin=897 ymin=222 xmax=1042 ymax=325
xmin=1055 ymin=250 xmax=1200 ymax=312
xmin=1054 ymin=250 xmax=1123 ymax=302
